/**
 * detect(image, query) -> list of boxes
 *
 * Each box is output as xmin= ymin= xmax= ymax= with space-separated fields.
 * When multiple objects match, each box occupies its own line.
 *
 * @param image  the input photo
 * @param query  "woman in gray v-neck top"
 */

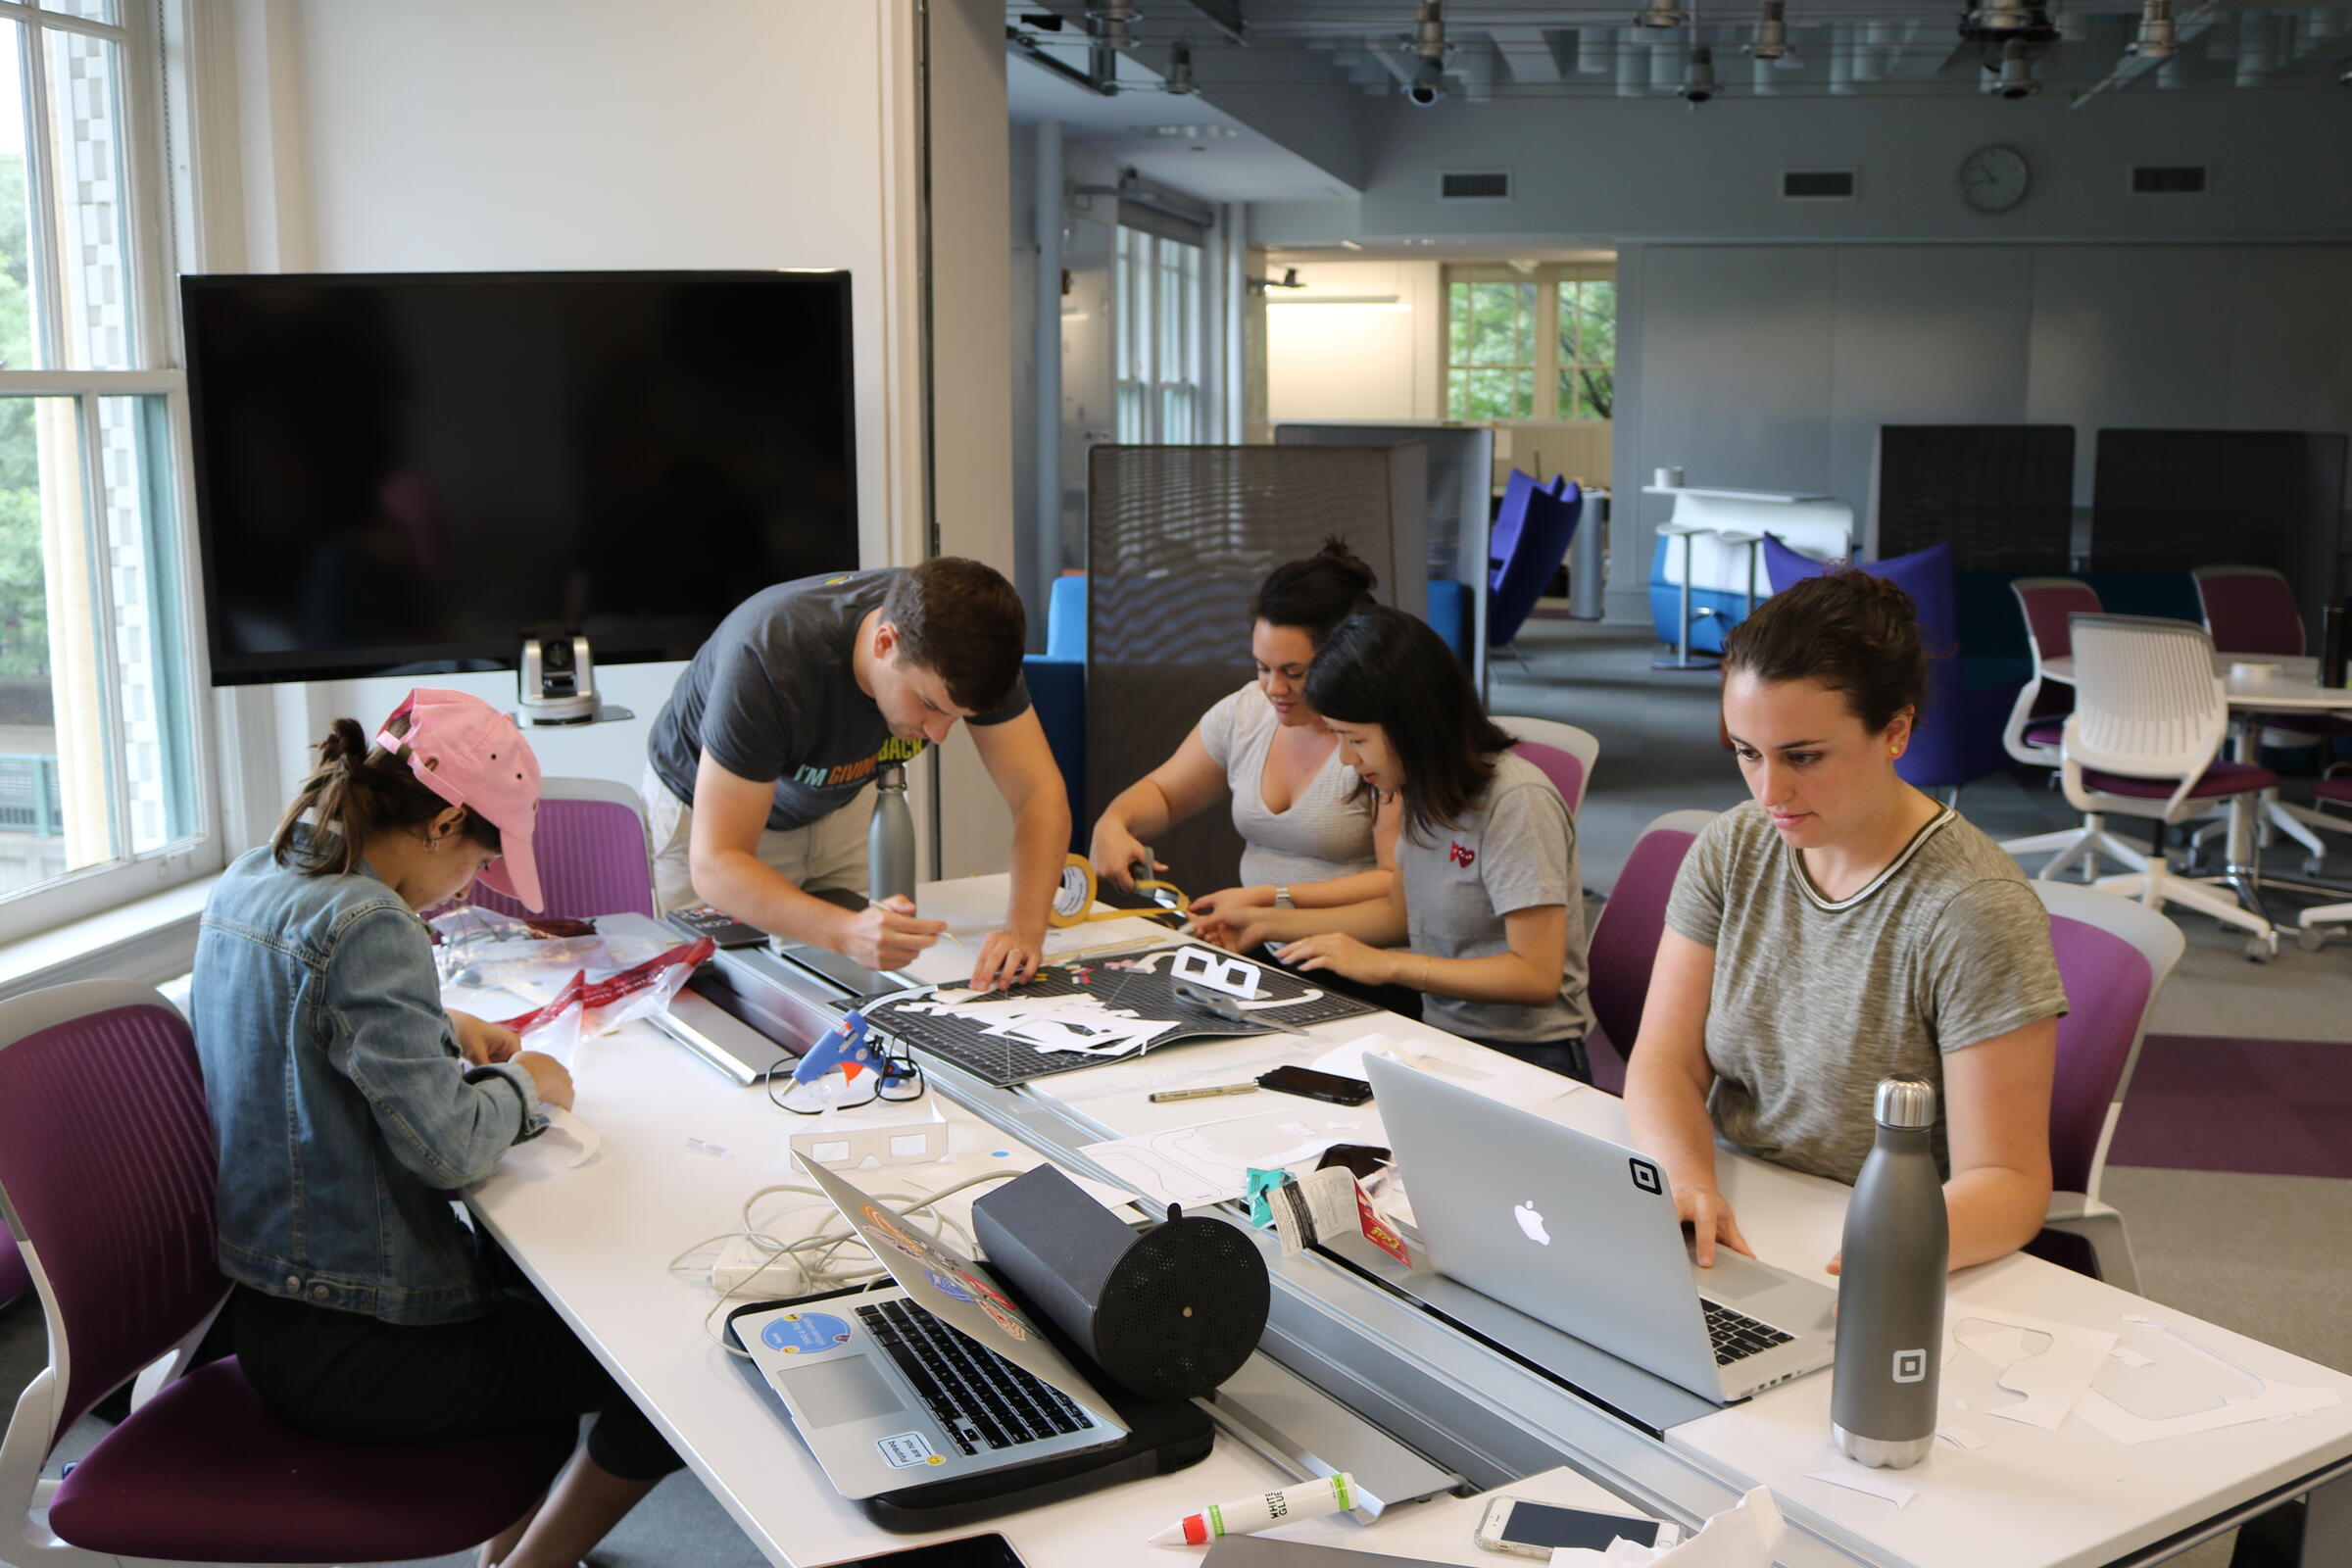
xmin=1089 ymin=542 xmax=1390 ymax=907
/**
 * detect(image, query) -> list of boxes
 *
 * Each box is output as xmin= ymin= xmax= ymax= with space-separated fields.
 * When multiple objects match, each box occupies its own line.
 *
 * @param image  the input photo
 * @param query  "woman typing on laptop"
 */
xmin=192 ymin=690 xmax=680 ymax=1568
xmin=1212 ymin=606 xmax=1594 ymax=1081
xmin=1623 ymin=569 xmax=2066 ymax=1275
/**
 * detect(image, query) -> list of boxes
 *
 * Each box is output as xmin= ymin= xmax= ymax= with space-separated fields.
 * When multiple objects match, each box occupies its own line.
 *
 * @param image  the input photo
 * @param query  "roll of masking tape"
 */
xmin=1048 ymin=854 xmax=1190 ymax=928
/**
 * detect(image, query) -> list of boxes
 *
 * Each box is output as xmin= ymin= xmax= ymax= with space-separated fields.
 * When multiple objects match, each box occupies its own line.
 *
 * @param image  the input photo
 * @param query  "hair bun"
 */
xmin=1314 ymin=534 xmax=1378 ymax=593
xmin=317 ymin=716 xmax=371 ymax=774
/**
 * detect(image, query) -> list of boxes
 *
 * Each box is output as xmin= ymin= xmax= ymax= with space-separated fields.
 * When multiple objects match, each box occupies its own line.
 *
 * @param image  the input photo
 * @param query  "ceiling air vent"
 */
xmin=1782 ymin=169 xmax=1857 ymax=199
xmin=1440 ymin=170 xmax=1512 ymax=202
xmin=2131 ymin=165 xmax=2208 ymax=194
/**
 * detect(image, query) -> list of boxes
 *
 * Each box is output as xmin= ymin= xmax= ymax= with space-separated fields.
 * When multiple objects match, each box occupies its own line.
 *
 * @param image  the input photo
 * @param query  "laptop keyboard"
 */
xmin=855 ymin=1298 xmax=1090 ymax=1455
xmin=1701 ymin=1298 xmax=1795 ymax=1366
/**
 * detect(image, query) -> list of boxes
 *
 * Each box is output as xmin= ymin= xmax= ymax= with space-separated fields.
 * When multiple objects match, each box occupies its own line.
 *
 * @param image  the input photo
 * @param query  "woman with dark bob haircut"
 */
xmin=1623 ymin=567 xmax=2066 ymax=1278
xmin=1216 ymin=605 xmax=1592 ymax=1078
xmin=1092 ymin=538 xmax=1398 ymax=923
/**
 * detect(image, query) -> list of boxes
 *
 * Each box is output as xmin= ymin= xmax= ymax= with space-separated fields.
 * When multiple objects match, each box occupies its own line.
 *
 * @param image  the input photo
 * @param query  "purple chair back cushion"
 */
xmin=2045 ymin=914 xmax=2154 ymax=1195
xmin=47 ymin=1356 xmax=575 ymax=1560
xmin=1585 ymin=827 xmax=1701 ymax=1075
xmin=0 ymin=1004 xmax=222 ymax=1437
xmin=2018 ymin=582 xmax=2101 ymax=662
xmin=1489 ymin=482 xmax=1582 ymax=649
xmin=470 ymin=796 xmax=656 ymax=922
xmin=1510 ymin=740 xmax=1585 ymax=817
xmin=2197 ymin=571 xmax=2303 ymax=659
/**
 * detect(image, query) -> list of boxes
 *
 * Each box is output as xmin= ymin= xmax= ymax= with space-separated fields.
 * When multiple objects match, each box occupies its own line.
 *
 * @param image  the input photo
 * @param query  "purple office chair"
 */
xmin=470 ymin=775 xmax=659 ymax=921
xmin=1489 ymin=481 xmax=1582 ymax=656
xmin=1582 ymin=809 xmax=1717 ymax=1096
xmin=2030 ymin=880 xmax=2184 ymax=1293
xmin=1486 ymin=468 xmax=1567 ymax=580
xmin=2189 ymin=564 xmax=2352 ymax=872
xmin=1497 ymin=716 xmax=1599 ymax=818
xmin=0 ymin=979 xmax=573 ymax=1566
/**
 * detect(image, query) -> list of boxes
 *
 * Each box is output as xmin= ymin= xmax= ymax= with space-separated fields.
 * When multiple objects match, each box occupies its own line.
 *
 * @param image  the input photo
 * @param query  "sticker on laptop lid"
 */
xmin=759 ymin=1311 xmax=853 ymax=1356
xmin=877 ymin=1432 xmax=947 ymax=1468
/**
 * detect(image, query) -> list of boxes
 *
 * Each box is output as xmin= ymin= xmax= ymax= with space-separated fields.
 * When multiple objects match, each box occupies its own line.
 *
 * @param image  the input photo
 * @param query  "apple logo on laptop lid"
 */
xmin=1514 ymin=1200 xmax=1551 ymax=1246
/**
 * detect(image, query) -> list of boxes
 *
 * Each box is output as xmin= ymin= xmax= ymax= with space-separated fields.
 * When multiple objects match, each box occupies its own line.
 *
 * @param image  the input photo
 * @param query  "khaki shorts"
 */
xmin=641 ymin=763 xmax=868 ymax=915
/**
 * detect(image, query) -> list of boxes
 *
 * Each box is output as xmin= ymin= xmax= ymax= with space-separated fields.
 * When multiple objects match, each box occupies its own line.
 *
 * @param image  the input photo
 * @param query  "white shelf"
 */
xmin=1641 ymin=486 xmax=1834 ymax=503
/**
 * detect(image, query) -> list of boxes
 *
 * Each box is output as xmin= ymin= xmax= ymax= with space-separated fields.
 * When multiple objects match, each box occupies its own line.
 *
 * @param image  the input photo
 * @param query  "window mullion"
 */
xmin=1533 ymin=282 xmax=1560 ymax=421
xmin=75 ymin=389 xmax=131 ymax=863
xmin=22 ymin=20 xmax=68 ymax=373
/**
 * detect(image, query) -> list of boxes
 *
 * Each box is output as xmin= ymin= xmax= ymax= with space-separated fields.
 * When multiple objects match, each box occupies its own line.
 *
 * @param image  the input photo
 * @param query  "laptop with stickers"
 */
xmin=730 ymin=1155 xmax=1126 ymax=1499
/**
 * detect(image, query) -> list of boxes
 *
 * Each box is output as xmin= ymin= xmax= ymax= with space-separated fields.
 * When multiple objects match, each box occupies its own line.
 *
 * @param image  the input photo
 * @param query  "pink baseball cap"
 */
xmin=375 ymin=688 xmax=545 ymax=912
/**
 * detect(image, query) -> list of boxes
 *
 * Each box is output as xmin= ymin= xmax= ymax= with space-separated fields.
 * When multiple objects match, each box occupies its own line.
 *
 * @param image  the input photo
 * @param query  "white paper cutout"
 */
xmin=2074 ymin=1316 xmax=2342 ymax=1445
xmin=1550 ymin=1485 xmax=1784 ymax=1567
xmin=1949 ymin=1309 xmax=2116 ymax=1429
xmin=1171 ymin=944 xmax=1262 ymax=999
xmin=542 ymin=1105 xmax=603 ymax=1168
xmin=2110 ymin=1346 xmax=2154 ymax=1368
xmin=1311 ymin=1032 xmax=1502 ymax=1084
xmin=1936 ymin=1424 xmax=1986 ymax=1450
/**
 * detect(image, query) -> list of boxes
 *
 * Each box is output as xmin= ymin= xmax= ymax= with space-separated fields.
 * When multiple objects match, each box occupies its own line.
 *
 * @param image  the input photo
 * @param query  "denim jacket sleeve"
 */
xmin=322 ymin=903 xmax=548 ymax=1187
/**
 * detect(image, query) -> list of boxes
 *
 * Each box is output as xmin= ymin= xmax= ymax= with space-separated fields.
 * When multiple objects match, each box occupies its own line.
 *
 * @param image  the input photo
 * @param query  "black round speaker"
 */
xmin=973 ymin=1165 xmax=1269 ymax=1401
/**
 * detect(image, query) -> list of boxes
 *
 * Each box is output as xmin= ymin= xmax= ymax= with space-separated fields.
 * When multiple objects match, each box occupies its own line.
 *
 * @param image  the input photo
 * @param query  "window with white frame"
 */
xmin=1444 ymin=263 xmax=1616 ymax=423
xmin=1114 ymin=224 xmax=1203 ymax=444
xmin=0 ymin=0 xmax=207 ymax=937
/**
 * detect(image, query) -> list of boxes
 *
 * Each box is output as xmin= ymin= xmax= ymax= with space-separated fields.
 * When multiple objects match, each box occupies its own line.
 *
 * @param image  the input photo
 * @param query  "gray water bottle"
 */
xmin=1832 ymin=1077 xmax=1948 ymax=1470
xmin=867 ymin=762 xmax=916 ymax=906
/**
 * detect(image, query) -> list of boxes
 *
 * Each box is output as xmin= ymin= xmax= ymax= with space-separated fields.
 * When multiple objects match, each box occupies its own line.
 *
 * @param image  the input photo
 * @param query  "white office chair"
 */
xmin=2057 ymin=615 xmax=2280 ymax=960
xmin=1494 ymin=715 xmax=1599 ymax=817
xmin=1997 ymin=578 xmax=2152 ymax=883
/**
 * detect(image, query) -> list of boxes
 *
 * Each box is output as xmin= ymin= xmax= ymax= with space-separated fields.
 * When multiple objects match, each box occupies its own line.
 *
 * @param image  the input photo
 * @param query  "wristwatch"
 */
xmin=1273 ymin=885 xmax=1294 ymax=908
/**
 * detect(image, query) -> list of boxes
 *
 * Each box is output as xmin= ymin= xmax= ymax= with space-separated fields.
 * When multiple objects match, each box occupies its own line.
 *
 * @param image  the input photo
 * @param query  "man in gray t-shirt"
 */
xmin=645 ymin=561 xmax=1070 ymax=988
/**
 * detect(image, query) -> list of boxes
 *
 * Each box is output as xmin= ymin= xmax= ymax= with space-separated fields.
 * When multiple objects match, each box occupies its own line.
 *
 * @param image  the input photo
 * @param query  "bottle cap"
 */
xmin=1874 ymin=1076 xmax=1937 ymax=1130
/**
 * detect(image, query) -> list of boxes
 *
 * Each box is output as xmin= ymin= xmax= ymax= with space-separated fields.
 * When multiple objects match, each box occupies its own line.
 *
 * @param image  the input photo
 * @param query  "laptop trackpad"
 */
xmin=1691 ymin=1252 xmax=1782 ymax=1301
xmin=782 ymin=1354 xmax=906 ymax=1427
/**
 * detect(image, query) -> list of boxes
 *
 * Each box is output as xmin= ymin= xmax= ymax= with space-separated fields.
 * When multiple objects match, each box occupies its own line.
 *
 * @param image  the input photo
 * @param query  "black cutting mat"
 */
xmin=861 ymin=945 xmax=1377 ymax=1089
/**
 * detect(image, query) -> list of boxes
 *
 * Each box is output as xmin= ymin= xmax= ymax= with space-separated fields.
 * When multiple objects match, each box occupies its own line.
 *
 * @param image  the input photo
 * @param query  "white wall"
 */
xmin=1253 ymin=87 xmax=2352 ymax=247
xmin=1607 ymin=242 xmax=2352 ymax=621
xmin=204 ymin=0 xmax=1023 ymax=878
xmin=1264 ymin=260 xmax=1444 ymax=423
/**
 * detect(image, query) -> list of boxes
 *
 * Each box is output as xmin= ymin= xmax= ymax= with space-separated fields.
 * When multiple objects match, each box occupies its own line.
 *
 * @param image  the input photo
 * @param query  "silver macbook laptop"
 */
xmin=732 ymin=1156 xmax=1125 ymax=1497
xmin=1363 ymin=1055 xmax=1836 ymax=1404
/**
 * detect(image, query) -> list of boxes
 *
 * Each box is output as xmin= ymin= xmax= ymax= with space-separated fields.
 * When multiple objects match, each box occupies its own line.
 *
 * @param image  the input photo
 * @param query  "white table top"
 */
xmin=466 ymin=875 xmax=2352 ymax=1568
xmin=2042 ymin=652 xmax=2352 ymax=711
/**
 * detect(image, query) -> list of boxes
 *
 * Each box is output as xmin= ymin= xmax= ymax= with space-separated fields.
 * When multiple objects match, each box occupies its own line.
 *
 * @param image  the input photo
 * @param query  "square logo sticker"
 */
xmin=876 ymin=1432 xmax=944 ymax=1468
xmin=1891 ymin=1349 xmax=1928 ymax=1384
xmin=1628 ymin=1157 xmax=1664 ymax=1196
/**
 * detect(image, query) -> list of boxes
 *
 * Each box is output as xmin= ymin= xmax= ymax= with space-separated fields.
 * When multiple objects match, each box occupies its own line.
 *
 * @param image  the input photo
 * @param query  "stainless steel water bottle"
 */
xmin=867 ymin=762 xmax=916 ymax=906
xmin=1832 ymin=1077 xmax=1947 ymax=1470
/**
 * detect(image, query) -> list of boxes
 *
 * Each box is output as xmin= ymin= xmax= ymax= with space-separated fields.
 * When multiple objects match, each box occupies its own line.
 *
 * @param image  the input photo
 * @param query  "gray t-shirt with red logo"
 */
xmin=647 ymin=569 xmax=1030 ymax=832
xmin=1396 ymin=750 xmax=1590 ymax=1046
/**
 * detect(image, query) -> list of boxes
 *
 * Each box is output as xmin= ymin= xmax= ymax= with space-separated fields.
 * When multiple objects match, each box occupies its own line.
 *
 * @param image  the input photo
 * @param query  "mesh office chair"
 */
xmin=1496 ymin=715 xmax=1599 ymax=817
xmin=0 ymin=979 xmax=573 ymax=1566
xmin=469 ymin=775 xmax=658 ymax=921
xmin=2057 ymin=614 xmax=2279 ymax=959
xmin=1998 ymin=579 xmax=2152 ymax=882
xmin=2030 ymin=880 xmax=2184 ymax=1293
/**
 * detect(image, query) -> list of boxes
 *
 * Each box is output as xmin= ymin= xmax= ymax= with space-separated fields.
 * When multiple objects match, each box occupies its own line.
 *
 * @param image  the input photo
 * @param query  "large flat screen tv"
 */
xmin=183 ymin=270 xmax=858 ymax=685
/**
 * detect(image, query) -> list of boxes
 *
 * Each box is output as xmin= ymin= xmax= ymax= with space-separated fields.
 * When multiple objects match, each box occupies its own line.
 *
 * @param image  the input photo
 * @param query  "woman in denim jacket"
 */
xmin=195 ymin=689 xmax=680 ymax=1568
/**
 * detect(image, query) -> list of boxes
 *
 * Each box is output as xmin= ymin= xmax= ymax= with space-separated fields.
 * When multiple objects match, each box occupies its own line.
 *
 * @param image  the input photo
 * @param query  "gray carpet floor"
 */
xmin=3 ymin=613 xmax=2344 ymax=1567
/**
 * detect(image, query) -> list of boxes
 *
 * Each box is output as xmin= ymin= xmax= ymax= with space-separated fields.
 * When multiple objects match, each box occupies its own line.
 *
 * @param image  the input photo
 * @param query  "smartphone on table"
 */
xmin=1474 ymin=1495 xmax=1684 ymax=1557
xmin=1255 ymin=1063 xmax=1375 ymax=1106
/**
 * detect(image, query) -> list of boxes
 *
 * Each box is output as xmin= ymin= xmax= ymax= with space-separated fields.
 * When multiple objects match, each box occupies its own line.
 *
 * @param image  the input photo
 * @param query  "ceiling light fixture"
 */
xmin=2126 ymin=0 xmax=2178 ymax=57
xmin=1743 ymin=0 xmax=1792 ymax=59
xmin=1637 ymin=0 xmax=1687 ymax=28
xmin=1089 ymin=2 xmax=1140 ymax=50
xmin=1163 ymin=42 xmax=1197 ymax=92
xmin=1966 ymin=0 xmax=2034 ymax=33
xmin=1683 ymin=43 xmax=1719 ymax=102
xmin=1991 ymin=36 xmax=2042 ymax=95
xmin=1402 ymin=0 xmax=1452 ymax=105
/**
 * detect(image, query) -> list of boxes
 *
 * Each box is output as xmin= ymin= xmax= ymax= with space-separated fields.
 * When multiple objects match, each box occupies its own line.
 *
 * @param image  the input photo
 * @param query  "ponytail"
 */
xmin=270 ymin=715 xmax=497 ymax=876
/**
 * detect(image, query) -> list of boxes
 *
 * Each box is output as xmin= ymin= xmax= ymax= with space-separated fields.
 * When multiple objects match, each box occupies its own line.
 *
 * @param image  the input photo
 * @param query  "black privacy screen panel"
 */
xmin=1873 ymin=425 xmax=2074 ymax=571
xmin=2092 ymin=430 xmax=2349 ymax=630
xmin=1084 ymin=445 xmax=1418 ymax=892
